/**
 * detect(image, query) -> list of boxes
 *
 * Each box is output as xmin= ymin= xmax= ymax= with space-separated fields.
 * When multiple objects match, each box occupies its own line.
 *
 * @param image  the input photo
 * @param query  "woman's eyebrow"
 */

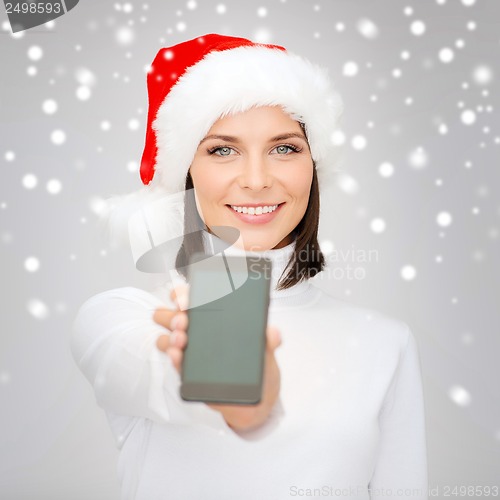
xmin=269 ymin=132 xmax=308 ymax=143
xmin=198 ymin=132 xmax=308 ymax=146
xmin=199 ymin=134 xmax=240 ymax=145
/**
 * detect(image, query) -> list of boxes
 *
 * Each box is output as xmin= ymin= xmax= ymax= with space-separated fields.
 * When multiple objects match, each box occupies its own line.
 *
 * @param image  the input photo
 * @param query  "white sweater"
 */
xmin=71 ymin=237 xmax=428 ymax=500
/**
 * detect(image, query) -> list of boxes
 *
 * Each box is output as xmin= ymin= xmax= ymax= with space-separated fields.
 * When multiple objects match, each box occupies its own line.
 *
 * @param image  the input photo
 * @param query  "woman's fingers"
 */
xmin=153 ymin=309 xmax=188 ymax=331
xmin=154 ymin=297 xmax=189 ymax=372
xmin=153 ymin=308 xmax=177 ymax=329
xmin=156 ymin=329 xmax=188 ymax=351
xmin=156 ymin=334 xmax=170 ymax=352
xmin=155 ymin=305 xmax=279 ymax=379
xmin=156 ymin=329 xmax=188 ymax=374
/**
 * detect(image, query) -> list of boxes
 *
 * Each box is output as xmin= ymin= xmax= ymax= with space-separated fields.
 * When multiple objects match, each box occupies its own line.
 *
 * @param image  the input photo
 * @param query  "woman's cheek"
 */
xmin=285 ymin=169 xmax=313 ymax=200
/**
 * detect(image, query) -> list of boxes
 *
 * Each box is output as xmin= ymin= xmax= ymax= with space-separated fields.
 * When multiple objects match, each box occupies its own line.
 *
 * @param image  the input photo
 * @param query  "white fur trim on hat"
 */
xmin=151 ymin=45 xmax=344 ymax=193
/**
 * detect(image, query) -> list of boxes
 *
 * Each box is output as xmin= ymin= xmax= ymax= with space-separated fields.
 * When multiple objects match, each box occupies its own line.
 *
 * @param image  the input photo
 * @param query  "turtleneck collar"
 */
xmin=201 ymin=230 xmax=311 ymax=300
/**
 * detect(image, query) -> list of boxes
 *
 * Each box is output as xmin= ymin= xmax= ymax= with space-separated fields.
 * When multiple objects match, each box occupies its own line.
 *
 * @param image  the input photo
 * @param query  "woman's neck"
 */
xmin=201 ymin=230 xmax=310 ymax=299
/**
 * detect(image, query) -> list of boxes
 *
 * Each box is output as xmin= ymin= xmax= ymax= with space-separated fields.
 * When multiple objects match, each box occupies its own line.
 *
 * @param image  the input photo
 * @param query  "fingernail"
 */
xmin=170 ymin=331 xmax=177 ymax=346
xmin=171 ymin=314 xmax=180 ymax=330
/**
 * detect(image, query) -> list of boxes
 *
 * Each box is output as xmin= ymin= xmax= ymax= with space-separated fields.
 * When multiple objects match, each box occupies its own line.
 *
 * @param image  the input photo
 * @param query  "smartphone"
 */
xmin=180 ymin=251 xmax=272 ymax=405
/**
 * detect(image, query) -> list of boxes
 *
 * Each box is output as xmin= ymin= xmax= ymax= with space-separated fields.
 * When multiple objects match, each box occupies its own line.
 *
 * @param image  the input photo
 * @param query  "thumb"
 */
xmin=266 ymin=325 xmax=282 ymax=352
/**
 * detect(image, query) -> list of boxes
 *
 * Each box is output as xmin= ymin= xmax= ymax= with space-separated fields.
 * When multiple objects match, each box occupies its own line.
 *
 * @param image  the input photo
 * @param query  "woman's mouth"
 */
xmin=225 ymin=202 xmax=285 ymax=224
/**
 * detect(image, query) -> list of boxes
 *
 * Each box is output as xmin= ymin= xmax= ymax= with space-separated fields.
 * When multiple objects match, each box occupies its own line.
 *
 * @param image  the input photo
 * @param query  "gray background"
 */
xmin=1 ymin=0 xmax=499 ymax=498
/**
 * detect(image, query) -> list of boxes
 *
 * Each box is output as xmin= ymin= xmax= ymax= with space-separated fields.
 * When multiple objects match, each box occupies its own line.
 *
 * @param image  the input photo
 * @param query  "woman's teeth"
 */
xmin=230 ymin=204 xmax=279 ymax=215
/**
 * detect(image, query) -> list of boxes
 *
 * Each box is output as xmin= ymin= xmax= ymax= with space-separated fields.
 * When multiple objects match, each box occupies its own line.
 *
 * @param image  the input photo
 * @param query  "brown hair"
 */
xmin=175 ymin=123 xmax=326 ymax=289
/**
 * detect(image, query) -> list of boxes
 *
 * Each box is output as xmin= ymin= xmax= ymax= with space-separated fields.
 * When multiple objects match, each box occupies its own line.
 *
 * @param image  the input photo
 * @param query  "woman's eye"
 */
xmin=273 ymin=144 xmax=300 ymax=155
xmin=209 ymin=146 xmax=234 ymax=156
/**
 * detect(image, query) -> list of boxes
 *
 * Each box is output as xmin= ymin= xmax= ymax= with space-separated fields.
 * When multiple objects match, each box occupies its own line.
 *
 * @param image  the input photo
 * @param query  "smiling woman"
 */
xmin=191 ymin=106 xmax=313 ymax=244
xmin=178 ymin=105 xmax=323 ymax=289
xmin=191 ymin=107 xmax=311 ymax=239
xmin=71 ymin=33 xmax=428 ymax=500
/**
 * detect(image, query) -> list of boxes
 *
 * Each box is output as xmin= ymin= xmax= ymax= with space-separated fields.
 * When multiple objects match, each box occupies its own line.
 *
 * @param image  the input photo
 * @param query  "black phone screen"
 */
xmin=180 ymin=253 xmax=271 ymax=404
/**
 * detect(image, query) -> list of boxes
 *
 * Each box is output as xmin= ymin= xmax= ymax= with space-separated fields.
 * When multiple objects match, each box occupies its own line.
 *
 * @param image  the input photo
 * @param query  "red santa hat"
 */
xmin=140 ymin=32 xmax=343 ymax=190
xmin=103 ymin=33 xmax=344 ymax=270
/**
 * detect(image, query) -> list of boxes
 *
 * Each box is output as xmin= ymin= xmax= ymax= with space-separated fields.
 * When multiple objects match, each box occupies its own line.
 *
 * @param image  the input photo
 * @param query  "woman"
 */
xmin=71 ymin=34 xmax=428 ymax=499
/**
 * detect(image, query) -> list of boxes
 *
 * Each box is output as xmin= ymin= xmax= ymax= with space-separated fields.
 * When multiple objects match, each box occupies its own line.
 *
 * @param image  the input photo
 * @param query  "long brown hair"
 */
xmin=174 ymin=169 xmax=325 ymax=291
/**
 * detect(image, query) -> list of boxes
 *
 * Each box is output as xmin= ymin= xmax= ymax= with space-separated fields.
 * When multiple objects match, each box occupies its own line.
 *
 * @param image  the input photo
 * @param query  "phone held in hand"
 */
xmin=180 ymin=251 xmax=272 ymax=405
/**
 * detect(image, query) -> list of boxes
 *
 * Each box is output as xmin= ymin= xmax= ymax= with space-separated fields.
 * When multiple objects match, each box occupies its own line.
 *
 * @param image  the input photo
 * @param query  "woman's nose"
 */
xmin=238 ymin=156 xmax=273 ymax=190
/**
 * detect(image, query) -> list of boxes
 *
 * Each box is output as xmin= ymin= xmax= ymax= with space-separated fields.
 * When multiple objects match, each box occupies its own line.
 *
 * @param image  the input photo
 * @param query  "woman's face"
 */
xmin=189 ymin=106 xmax=314 ymax=251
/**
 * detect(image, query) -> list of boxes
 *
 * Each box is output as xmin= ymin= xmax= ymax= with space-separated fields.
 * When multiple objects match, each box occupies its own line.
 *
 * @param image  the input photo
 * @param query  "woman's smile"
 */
xmin=225 ymin=202 xmax=286 ymax=224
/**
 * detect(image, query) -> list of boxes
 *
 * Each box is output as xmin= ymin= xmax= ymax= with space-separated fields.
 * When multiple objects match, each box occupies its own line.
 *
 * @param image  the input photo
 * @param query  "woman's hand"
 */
xmin=153 ymin=284 xmax=282 ymax=432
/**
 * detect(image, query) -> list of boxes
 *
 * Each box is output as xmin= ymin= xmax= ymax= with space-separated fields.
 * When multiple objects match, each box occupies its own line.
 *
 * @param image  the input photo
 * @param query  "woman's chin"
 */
xmin=234 ymin=234 xmax=283 ymax=252
xmin=207 ymin=222 xmax=290 ymax=251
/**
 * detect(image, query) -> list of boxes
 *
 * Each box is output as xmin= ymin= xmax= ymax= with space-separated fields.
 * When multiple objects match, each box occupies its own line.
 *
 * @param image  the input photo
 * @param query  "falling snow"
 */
xmin=254 ymin=29 xmax=272 ymax=43
xmin=439 ymin=48 xmax=454 ymax=63
xmin=27 ymin=299 xmax=50 ymax=320
xmin=378 ymin=162 xmax=394 ymax=178
xmin=337 ymin=173 xmax=359 ymax=194
xmin=448 ymin=385 xmax=472 ymax=406
xmin=437 ymin=212 xmax=453 ymax=227
xmin=128 ymin=119 xmax=140 ymax=130
xmin=410 ymin=20 xmax=426 ymax=36
xmin=461 ymin=109 xmax=476 ymax=125
xmin=76 ymin=86 xmax=92 ymax=100
xmin=46 ymin=179 xmax=63 ymax=194
xmin=401 ymin=265 xmax=417 ymax=281
xmin=216 ymin=4 xmax=226 ymax=14
xmin=27 ymin=46 xmax=43 ymax=61
xmin=127 ymin=160 xmax=139 ymax=173
xmin=392 ymin=68 xmax=402 ymax=79
xmin=356 ymin=19 xmax=378 ymax=39
xmin=75 ymin=67 xmax=96 ymax=86
xmin=24 ymin=257 xmax=40 ymax=272
xmin=51 ymin=130 xmax=66 ymax=145
xmin=438 ymin=124 xmax=448 ymax=135
xmin=472 ymin=65 xmax=493 ymax=85
xmin=42 ymin=99 xmax=58 ymax=114
xmin=343 ymin=61 xmax=358 ymax=77
xmin=89 ymin=197 xmax=107 ymax=215
xmin=116 ymin=26 xmax=135 ymax=45
xmin=22 ymin=174 xmax=38 ymax=189
xmin=370 ymin=218 xmax=386 ymax=234
xmin=0 ymin=0 xmax=498 ymax=466
xmin=408 ymin=147 xmax=428 ymax=169
xmin=351 ymin=135 xmax=367 ymax=150
xmin=257 ymin=7 xmax=267 ymax=17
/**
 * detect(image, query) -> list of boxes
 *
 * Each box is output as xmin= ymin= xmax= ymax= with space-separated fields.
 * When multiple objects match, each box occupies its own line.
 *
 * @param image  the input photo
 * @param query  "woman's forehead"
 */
xmin=206 ymin=106 xmax=304 ymax=133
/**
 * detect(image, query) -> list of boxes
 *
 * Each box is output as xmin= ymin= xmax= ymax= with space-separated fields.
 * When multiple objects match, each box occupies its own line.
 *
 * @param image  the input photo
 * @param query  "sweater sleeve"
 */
xmin=368 ymin=326 xmax=428 ymax=500
xmin=70 ymin=286 xmax=182 ymax=425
